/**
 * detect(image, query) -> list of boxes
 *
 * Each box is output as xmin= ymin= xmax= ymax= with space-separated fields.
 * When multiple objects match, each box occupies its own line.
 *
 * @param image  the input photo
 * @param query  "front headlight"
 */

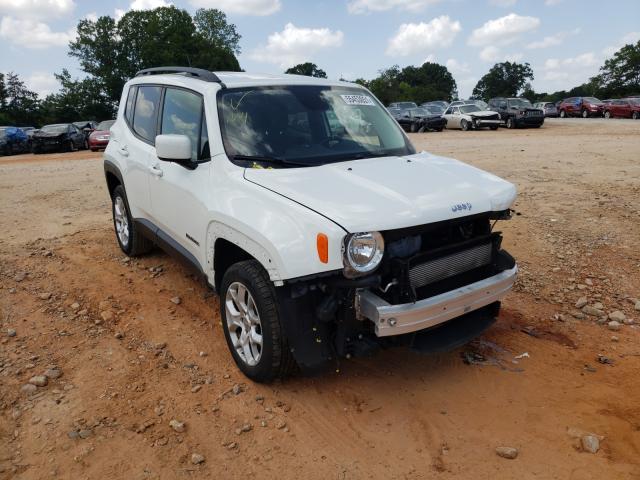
xmin=343 ymin=232 xmax=384 ymax=278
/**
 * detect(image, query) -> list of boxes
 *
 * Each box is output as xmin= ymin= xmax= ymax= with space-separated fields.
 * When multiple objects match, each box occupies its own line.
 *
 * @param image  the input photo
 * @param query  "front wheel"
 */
xmin=559 ymin=110 xmax=566 ymax=118
xmin=506 ymin=117 xmax=515 ymax=129
xmin=460 ymin=119 xmax=470 ymax=131
xmin=83 ymin=139 xmax=89 ymax=150
xmin=220 ymin=260 xmax=296 ymax=382
xmin=582 ymin=109 xmax=589 ymax=118
xmin=633 ymin=111 xmax=639 ymax=120
xmin=410 ymin=122 xmax=419 ymax=133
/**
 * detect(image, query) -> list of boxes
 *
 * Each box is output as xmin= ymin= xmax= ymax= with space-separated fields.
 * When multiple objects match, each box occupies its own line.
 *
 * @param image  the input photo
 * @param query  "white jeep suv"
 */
xmin=104 ymin=67 xmax=518 ymax=382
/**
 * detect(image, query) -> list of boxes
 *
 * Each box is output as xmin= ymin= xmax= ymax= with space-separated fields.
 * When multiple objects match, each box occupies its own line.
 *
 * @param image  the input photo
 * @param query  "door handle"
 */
xmin=118 ymin=145 xmax=129 ymax=157
xmin=149 ymin=164 xmax=163 ymax=177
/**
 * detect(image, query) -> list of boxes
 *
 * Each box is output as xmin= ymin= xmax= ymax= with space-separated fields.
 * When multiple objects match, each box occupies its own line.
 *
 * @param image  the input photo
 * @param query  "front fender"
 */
xmin=205 ymin=158 xmax=347 ymax=285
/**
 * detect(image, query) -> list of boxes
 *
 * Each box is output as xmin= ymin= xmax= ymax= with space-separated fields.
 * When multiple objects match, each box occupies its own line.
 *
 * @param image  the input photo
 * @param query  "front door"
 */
xmin=148 ymin=86 xmax=211 ymax=268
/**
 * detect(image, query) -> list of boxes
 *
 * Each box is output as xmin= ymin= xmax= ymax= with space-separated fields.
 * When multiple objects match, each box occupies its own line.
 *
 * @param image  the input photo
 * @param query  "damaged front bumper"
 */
xmin=356 ymin=265 xmax=517 ymax=336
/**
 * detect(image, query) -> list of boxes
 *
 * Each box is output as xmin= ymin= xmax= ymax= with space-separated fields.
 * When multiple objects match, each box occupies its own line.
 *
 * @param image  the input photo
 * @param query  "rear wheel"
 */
xmin=633 ymin=111 xmax=639 ymax=120
xmin=220 ymin=260 xmax=296 ymax=382
xmin=506 ymin=117 xmax=516 ymax=129
xmin=83 ymin=139 xmax=89 ymax=150
xmin=581 ymin=109 xmax=589 ymax=118
xmin=66 ymin=140 xmax=75 ymax=152
xmin=559 ymin=110 xmax=566 ymax=118
xmin=111 ymin=185 xmax=153 ymax=256
xmin=410 ymin=122 xmax=419 ymax=133
xmin=460 ymin=119 xmax=470 ymax=131
xmin=604 ymin=110 xmax=611 ymax=119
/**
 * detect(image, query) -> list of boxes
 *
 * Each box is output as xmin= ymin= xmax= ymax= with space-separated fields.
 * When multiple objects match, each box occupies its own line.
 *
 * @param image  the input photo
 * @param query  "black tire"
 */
xmin=460 ymin=119 xmax=470 ymax=131
xmin=66 ymin=140 xmax=75 ymax=152
xmin=559 ymin=110 xmax=566 ymax=118
xmin=90 ymin=147 xmax=98 ymax=152
xmin=83 ymin=139 xmax=89 ymax=150
xmin=410 ymin=122 xmax=419 ymax=133
xmin=490 ymin=126 xmax=499 ymax=130
xmin=604 ymin=110 xmax=611 ymax=119
xmin=506 ymin=117 xmax=515 ymax=129
xmin=111 ymin=185 xmax=153 ymax=256
xmin=581 ymin=109 xmax=589 ymax=118
xmin=435 ymin=127 xmax=444 ymax=132
xmin=633 ymin=111 xmax=639 ymax=120
xmin=220 ymin=260 xmax=296 ymax=382
xmin=417 ymin=125 xmax=426 ymax=133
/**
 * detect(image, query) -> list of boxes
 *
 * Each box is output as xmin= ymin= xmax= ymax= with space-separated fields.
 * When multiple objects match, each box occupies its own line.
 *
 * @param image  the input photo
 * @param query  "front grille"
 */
xmin=525 ymin=110 xmax=542 ymax=117
xmin=409 ymin=242 xmax=493 ymax=289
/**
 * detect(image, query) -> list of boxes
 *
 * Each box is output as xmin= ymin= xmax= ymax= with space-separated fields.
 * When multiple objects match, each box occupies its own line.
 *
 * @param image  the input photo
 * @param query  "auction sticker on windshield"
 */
xmin=340 ymin=94 xmax=375 ymax=106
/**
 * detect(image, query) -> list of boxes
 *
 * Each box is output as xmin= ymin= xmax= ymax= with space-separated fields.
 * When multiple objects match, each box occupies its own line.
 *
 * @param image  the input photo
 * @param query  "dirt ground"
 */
xmin=1 ymin=118 xmax=639 ymax=479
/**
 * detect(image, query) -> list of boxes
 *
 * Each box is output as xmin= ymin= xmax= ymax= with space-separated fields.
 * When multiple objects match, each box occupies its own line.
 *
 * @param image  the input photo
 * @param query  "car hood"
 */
xmin=243 ymin=151 xmax=516 ymax=232
xmin=33 ymin=132 xmax=65 ymax=139
xmin=468 ymin=110 xmax=499 ymax=117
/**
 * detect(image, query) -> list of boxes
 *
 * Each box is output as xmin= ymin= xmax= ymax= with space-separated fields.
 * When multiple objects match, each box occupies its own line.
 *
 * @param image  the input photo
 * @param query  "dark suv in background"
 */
xmin=558 ymin=97 xmax=604 ymax=118
xmin=488 ymin=97 xmax=544 ymax=129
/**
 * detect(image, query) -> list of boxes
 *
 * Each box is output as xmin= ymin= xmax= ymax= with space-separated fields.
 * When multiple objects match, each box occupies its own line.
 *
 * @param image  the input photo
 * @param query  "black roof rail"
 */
xmin=135 ymin=66 xmax=225 ymax=88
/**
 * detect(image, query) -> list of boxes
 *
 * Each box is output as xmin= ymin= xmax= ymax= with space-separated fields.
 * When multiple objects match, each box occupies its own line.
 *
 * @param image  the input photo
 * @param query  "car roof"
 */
xmin=129 ymin=71 xmax=360 ymax=90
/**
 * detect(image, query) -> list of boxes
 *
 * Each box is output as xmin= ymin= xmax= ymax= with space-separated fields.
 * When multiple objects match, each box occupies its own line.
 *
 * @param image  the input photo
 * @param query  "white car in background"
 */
xmin=443 ymin=104 xmax=501 ymax=131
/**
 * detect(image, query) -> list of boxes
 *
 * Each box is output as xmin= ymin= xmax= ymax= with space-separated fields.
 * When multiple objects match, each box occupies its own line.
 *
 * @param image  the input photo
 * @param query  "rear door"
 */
xmin=116 ymin=84 xmax=162 ymax=220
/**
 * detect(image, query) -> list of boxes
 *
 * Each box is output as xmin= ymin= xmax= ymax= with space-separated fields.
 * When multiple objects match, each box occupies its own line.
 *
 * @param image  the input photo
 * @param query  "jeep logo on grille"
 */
xmin=451 ymin=202 xmax=472 ymax=213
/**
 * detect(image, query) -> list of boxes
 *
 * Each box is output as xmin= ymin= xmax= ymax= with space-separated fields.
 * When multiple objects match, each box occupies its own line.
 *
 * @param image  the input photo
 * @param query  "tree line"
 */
xmin=1 ymin=4 xmax=639 ymax=127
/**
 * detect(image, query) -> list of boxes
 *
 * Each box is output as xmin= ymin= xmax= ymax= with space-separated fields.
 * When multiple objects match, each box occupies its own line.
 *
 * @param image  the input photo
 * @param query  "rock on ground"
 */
xmin=495 ymin=446 xmax=519 ymax=459
xmin=581 ymin=435 xmax=600 ymax=453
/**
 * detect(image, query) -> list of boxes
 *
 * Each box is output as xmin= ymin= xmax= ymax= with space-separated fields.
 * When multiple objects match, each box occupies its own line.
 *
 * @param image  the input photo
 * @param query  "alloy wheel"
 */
xmin=113 ymin=196 xmax=130 ymax=247
xmin=225 ymin=282 xmax=263 ymax=367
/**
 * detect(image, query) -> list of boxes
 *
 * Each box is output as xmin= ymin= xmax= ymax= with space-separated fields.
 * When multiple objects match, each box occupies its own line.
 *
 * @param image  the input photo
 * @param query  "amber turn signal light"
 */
xmin=317 ymin=233 xmax=329 ymax=264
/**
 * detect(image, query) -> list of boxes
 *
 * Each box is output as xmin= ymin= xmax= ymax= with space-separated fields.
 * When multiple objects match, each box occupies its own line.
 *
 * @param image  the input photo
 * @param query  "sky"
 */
xmin=0 ymin=0 xmax=639 ymax=99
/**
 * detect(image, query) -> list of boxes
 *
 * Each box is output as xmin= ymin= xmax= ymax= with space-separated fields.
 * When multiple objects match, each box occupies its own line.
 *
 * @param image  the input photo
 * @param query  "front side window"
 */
xmin=217 ymin=86 xmax=414 ymax=167
xmin=160 ymin=88 xmax=204 ymax=160
xmin=132 ymin=85 xmax=161 ymax=143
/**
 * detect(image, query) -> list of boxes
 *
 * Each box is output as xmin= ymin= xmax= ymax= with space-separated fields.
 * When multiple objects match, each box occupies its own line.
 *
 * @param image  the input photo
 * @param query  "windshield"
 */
xmin=218 ymin=86 xmax=414 ymax=167
xmin=41 ymin=124 xmax=68 ymax=134
xmin=583 ymin=97 xmax=602 ymax=104
xmin=628 ymin=98 xmax=640 ymax=105
xmin=508 ymin=98 xmax=533 ymax=108
xmin=96 ymin=120 xmax=115 ymax=131
xmin=425 ymin=106 xmax=443 ymax=114
xmin=460 ymin=105 xmax=481 ymax=113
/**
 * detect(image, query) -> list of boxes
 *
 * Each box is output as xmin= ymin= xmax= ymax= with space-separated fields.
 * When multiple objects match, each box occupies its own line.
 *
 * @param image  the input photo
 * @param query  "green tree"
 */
xmin=285 ymin=62 xmax=327 ymax=78
xmin=193 ymin=8 xmax=241 ymax=55
xmin=69 ymin=6 xmax=241 ymax=104
xmin=363 ymin=63 xmax=457 ymax=105
xmin=38 ymin=69 xmax=116 ymax=124
xmin=597 ymin=40 xmax=640 ymax=97
xmin=2 ymin=72 xmax=41 ymax=126
xmin=472 ymin=62 xmax=534 ymax=100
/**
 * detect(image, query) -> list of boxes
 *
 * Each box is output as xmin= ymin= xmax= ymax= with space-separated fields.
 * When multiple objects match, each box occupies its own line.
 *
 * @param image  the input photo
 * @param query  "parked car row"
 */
xmin=0 ymin=120 xmax=115 ymax=156
xmin=387 ymin=96 xmax=544 ymax=131
xmin=548 ymin=96 xmax=640 ymax=119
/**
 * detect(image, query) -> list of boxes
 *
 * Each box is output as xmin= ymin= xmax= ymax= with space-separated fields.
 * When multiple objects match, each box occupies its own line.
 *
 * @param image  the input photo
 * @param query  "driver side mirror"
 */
xmin=156 ymin=134 xmax=193 ymax=166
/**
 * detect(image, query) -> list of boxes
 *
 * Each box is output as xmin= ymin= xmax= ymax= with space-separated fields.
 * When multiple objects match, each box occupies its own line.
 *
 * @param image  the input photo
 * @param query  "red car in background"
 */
xmin=604 ymin=98 xmax=640 ymax=119
xmin=88 ymin=120 xmax=115 ymax=151
xmin=558 ymin=97 xmax=604 ymax=118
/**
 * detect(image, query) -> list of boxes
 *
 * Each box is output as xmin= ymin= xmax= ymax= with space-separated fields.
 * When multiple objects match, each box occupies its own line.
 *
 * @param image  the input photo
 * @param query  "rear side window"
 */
xmin=124 ymin=86 xmax=137 ymax=124
xmin=133 ymin=86 xmax=162 ymax=143
xmin=160 ymin=88 xmax=205 ymax=161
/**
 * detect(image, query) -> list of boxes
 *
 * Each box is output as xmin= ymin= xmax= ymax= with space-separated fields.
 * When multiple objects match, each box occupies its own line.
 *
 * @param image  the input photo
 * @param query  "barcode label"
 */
xmin=340 ymin=94 xmax=375 ymax=106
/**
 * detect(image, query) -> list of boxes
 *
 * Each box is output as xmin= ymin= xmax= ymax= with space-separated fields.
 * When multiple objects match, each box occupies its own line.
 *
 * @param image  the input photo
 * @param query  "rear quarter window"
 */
xmin=124 ymin=86 xmax=137 ymax=124
xmin=132 ymin=85 xmax=162 ymax=144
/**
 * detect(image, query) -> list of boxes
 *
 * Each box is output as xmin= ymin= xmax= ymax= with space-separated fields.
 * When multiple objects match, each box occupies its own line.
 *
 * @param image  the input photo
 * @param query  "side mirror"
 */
xmin=156 ymin=134 xmax=192 ymax=165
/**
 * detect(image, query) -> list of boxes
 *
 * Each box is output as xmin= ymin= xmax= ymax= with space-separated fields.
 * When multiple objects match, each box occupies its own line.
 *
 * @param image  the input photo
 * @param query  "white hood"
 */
xmin=244 ymin=151 xmax=516 ymax=232
xmin=469 ymin=110 xmax=499 ymax=117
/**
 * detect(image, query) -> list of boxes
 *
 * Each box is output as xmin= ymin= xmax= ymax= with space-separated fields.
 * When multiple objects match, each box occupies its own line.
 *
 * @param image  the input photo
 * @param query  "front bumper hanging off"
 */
xmin=356 ymin=265 xmax=518 ymax=337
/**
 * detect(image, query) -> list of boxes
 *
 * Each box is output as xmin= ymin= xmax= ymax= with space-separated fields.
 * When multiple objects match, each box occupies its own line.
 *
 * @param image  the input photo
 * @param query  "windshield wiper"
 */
xmin=232 ymin=154 xmax=310 ymax=167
